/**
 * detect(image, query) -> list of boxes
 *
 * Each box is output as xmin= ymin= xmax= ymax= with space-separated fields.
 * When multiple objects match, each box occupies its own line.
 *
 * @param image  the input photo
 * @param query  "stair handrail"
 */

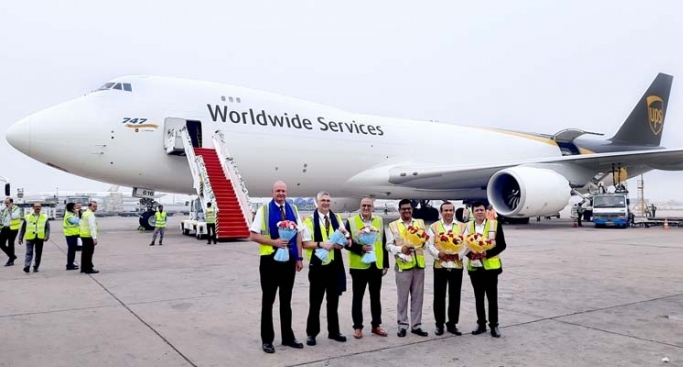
xmin=212 ymin=130 xmax=253 ymax=227
xmin=178 ymin=127 xmax=218 ymax=220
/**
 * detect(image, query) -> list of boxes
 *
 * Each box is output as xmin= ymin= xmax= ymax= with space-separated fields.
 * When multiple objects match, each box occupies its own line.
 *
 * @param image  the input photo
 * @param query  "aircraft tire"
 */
xmin=139 ymin=210 xmax=156 ymax=230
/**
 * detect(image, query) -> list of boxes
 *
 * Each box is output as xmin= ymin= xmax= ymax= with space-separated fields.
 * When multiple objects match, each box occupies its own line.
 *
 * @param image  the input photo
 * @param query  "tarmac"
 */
xmin=1 ymin=215 xmax=682 ymax=367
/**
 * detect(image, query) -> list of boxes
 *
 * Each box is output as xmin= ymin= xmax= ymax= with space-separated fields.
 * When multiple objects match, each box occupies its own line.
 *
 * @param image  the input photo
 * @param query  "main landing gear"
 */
xmin=138 ymin=198 xmax=159 ymax=230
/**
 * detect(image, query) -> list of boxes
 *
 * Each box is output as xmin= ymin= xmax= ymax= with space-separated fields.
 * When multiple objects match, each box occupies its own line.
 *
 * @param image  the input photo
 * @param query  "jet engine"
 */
xmin=487 ymin=166 xmax=571 ymax=218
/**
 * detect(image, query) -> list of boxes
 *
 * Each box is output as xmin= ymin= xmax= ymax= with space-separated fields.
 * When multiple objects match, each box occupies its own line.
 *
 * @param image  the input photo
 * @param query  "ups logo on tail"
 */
xmin=646 ymin=95 xmax=664 ymax=135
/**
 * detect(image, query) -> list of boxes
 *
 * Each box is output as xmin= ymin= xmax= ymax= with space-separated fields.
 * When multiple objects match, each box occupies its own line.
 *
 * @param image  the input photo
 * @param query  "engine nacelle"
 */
xmin=487 ymin=166 xmax=571 ymax=218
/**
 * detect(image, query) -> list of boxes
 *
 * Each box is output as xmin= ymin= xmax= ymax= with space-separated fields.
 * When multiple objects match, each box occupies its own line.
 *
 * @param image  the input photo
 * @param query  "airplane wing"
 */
xmin=383 ymin=148 xmax=683 ymax=189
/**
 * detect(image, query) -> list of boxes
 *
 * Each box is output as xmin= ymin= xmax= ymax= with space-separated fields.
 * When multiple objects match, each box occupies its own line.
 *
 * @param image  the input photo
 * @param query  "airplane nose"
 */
xmin=6 ymin=117 xmax=31 ymax=155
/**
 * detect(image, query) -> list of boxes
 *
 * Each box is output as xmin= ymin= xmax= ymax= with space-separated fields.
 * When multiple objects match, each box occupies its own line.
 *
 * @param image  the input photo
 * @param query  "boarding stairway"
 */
xmin=166 ymin=127 xmax=252 ymax=240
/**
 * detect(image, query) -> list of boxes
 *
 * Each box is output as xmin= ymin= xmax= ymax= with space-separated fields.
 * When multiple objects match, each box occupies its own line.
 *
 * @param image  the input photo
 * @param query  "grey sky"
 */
xmin=1 ymin=0 xmax=683 ymax=201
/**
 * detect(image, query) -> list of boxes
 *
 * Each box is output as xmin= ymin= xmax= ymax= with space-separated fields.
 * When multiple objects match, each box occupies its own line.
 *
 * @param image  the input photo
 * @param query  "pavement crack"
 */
xmin=89 ymin=276 xmax=198 ymax=367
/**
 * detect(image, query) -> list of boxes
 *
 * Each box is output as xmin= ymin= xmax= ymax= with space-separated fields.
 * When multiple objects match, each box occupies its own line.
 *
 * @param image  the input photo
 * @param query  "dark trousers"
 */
xmin=259 ymin=254 xmax=296 ymax=344
xmin=207 ymin=223 xmax=216 ymax=244
xmin=24 ymin=240 xmax=44 ymax=268
xmin=65 ymin=235 xmax=78 ymax=267
xmin=350 ymin=266 xmax=383 ymax=330
xmin=80 ymin=237 xmax=95 ymax=273
xmin=306 ymin=263 xmax=340 ymax=337
xmin=469 ymin=270 xmax=499 ymax=327
xmin=0 ymin=227 xmax=18 ymax=260
xmin=434 ymin=267 xmax=463 ymax=328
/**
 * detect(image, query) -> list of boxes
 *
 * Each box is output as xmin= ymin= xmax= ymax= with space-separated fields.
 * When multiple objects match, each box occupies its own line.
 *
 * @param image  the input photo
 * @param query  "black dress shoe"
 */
xmin=33 ymin=267 xmax=39 ymax=272
xmin=397 ymin=329 xmax=406 ymax=337
xmin=490 ymin=326 xmax=501 ymax=338
xmin=149 ymin=243 xmax=155 ymax=246
xmin=66 ymin=265 xmax=79 ymax=270
xmin=328 ymin=333 xmax=347 ymax=342
xmin=435 ymin=326 xmax=444 ymax=336
xmin=23 ymin=266 xmax=29 ymax=273
xmin=306 ymin=336 xmax=316 ymax=346
xmin=472 ymin=325 xmax=487 ymax=335
xmin=283 ymin=339 xmax=304 ymax=349
xmin=447 ymin=325 xmax=462 ymax=336
xmin=5 ymin=260 xmax=13 ymax=267
xmin=411 ymin=328 xmax=428 ymax=337
xmin=85 ymin=269 xmax=100 ymax=274
xmin=262 ymin=343 xmax=275 ymax=354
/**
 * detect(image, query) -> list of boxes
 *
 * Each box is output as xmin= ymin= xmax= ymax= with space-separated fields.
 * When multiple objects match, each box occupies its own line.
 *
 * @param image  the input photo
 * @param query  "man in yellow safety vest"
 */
xmin=205 ymin=202 xmax=217 ymax=245
xmin=464 ymin=201 xmax=507 ymax=338
xmin=426 ymin=201 xmax=465 ymax=336
xmin=18 ymin=202 xmax=50 ymax=273
xmin=345 ymin=197 xmax=389 ymax=339
xmin=386 ymin=199 xmax=429 ymax=338
xmin=0 ymin=197 xmax=22 ymax=266
xmin=249 ymin=181 xmax=305 ymax=354
xmin=79 ymin=201 xmax=100 ymax=274
xmin=150 ymin=205 xmax=167 ymax=246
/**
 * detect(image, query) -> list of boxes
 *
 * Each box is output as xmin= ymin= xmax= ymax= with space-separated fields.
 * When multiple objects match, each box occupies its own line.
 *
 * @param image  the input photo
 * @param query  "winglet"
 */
xmin=610 ymin=73 xmax=673 ymax=146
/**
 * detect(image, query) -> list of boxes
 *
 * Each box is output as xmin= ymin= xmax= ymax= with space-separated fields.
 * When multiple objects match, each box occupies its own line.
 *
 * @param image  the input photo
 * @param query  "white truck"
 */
xmin=180 ymin=198 xmax=209 ymax=240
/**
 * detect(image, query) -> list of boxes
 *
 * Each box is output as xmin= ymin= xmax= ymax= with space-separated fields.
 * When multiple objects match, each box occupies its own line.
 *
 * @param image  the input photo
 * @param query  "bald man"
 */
xmin=250 ymin=181 xmax=305 ymax=354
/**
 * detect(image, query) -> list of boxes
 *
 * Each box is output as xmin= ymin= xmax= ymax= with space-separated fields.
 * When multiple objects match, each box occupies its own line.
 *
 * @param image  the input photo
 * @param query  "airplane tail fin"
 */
xmin=610 ymin=73 xmax=673 ymax=146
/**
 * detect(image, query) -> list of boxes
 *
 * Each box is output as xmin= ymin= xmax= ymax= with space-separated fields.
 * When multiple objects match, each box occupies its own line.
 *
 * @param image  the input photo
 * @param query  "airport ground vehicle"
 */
xmin=592 ymin=192 xmax=630 ymax=228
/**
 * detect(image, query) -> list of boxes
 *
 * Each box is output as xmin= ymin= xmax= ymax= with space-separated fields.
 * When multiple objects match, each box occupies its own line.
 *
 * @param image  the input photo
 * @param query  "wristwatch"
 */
xmin=297 ymin=256 xmax=303 ymax=261
xmin=316 ymin=242 xmax=321 ymax=248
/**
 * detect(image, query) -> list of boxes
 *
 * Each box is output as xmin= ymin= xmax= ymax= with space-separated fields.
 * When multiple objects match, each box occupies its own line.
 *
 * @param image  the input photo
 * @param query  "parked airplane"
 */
xmin=6 ymin=73 xmax=683 ymax=225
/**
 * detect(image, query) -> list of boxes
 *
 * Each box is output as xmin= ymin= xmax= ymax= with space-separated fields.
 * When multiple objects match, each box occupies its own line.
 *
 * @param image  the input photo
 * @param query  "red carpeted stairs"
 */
xmin=194 ymin=148 xmax=250 ymax=239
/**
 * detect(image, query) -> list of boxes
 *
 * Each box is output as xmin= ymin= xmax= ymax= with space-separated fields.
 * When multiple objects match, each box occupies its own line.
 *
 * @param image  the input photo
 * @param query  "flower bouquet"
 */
xmin=316 ymin=228 xmax=348 ymax=262
xmin=464 ymin=232 xmax=495 ymax=267
xmin=435 ymin=230 xmax=467 ymax=269
xmin=274 ymin=220 xmax=298 ymax=262
xmin=399 ymin=225 xmax=429 ymax=263
xmin=359 ymin=226 xmax=380 ymax=264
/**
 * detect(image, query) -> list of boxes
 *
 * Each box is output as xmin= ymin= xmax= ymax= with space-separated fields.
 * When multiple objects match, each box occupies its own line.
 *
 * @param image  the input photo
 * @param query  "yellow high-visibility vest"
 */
xmin=63 ymin=212 xmax=80 ymax=236
xmin=155 ymin=211 xmax=167 ymax=228
xmin=303 ymin=213 xmax=343 ymax=265
xmin=388 ymin=219 xmax=426 ymax=271
xmin=466 ymin=219 xmax=501 ymax=271
xmin=429 ymin=220 xmax=464 ymax=269
xmin=347 ymin=214 xmax=384 ymax=270
xmin=24 ymin=213 xmax=48 ymax=240
xmin=258 ymin=203 xmax=299 ymax=256
xmin=79 ymin=209 xmax=97 ymax=238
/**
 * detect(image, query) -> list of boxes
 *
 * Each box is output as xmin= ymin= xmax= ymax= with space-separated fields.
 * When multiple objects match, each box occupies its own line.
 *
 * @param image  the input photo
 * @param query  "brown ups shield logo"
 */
xmin=646 ymin=95 xmax=664 ymax=135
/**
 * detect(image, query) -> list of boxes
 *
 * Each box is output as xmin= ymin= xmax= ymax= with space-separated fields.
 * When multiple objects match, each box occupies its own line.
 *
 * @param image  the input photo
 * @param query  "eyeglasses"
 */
xmin=361 ymin=205 xmax=372 ymax=208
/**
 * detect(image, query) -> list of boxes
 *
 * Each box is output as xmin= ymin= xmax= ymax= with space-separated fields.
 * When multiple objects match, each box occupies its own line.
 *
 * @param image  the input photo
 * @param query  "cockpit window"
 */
xmin=97 ymin=82 xmax=115 ymax=91
xmin=95 ymin=82 xmax=133 ymax=92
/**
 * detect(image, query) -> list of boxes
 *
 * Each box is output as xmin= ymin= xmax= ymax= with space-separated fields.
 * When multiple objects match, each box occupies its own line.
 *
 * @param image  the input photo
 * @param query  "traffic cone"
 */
xmin=663 ymin=218 xmax=669 ymax=230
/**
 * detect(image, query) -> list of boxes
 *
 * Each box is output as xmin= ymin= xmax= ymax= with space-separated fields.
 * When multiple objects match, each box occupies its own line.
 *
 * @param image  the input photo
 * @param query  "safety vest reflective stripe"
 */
xmin=205 ymin=207 xmax=216 ymax=224
xmin=63 ymin=212 xmax=80 ymax=236
xmin=389 ymin=219 xmax=426 ymax=271
xmin=2 ymin=207 xmax=21 ymax=230
xmin=259 ymin=203 xmax=299 ymax=256
xmin=24 ymin=213 xmax=48 ymax=240
xmin=430 ymin=220 xmax=463 ymax=269
xmin=347 ymin=215 xmax=384 ymax=270
xmin=303 ymin=213 xmax=342 ymax=265
xmin=466 ymin=219 xmax=501 ymax=271
xmin=155 ymin=212 xmax=167 ymax=228
xmin=79 ymin=210 xmax=97 ymax=238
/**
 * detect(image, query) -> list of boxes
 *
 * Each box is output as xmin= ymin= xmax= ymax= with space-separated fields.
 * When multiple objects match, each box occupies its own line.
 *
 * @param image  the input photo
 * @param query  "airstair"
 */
xmin=166 ymin=126 xmax=252 ymax=240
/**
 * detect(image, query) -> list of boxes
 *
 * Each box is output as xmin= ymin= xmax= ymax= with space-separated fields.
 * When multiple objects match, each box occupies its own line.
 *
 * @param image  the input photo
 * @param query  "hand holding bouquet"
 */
xmin=274 ymin=220 xmax=298 ymax=262
xmin=399 ymin=226 xmax=429 ymax=263
xmin=359 ymin=226 xmax=379 ymax=264
xmin=465 ymin=233 xmax=495 ymax=268
xmin=316 ymin=228 xmax=348 ymax=262
xmin=435 ymin=230 xmax=466 ymax=269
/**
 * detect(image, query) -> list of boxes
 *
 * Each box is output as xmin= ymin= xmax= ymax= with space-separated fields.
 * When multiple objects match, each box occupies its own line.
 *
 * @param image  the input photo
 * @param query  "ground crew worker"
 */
xmin=63 ymin=202 xmax=80 ymax=270
xmin=463 ymin=201 xmax=507 ymax=338
xmin=18 ymin=202 xmax=50 ymax=273
xmin=345 ymin=197 xmax=389 ymax=339
xmin=0 ymin=197 xmax=22 ymax=266
xmin=80 ymin=201 xmax=99 ymax=274
xmin=205 ymin=202 xmax=217 ymax=245
xmin=486 ymin=204 xmax=497 ymax=221
xmin=386 ymin=199 xmax=429 ymax=338
xmin=249 ymin=180 xmax=304 ymax=354
xmin=150 ymin=205 xmax=167 ymax=246
xmin=426 ymin=201 xmax=464 ymax=336
xmin=301 ymin=191 xmax=348 ymax=346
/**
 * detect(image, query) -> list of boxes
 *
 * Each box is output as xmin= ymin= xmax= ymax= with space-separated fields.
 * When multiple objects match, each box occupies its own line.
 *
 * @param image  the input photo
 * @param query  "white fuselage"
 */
xmin=7 ymin=76 xmax=562 ymax=201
